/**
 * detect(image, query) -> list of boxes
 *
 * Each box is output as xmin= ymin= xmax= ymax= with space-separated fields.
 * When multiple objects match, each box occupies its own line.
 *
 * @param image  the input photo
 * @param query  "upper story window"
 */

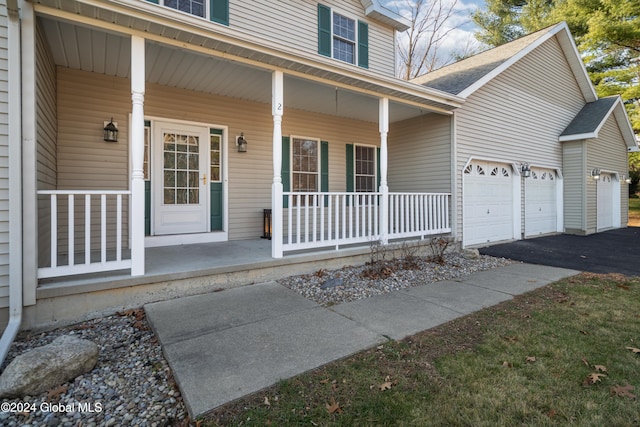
xmin=146 ymin=0 xmax=229 ymax=25
xmin=318 ymin=4 xmax=368 ymax=68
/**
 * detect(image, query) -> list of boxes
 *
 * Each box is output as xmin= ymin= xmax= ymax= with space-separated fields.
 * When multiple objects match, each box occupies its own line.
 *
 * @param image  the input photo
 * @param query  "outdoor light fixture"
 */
xmin=591 ymin=168 xmax=601 ymax=180
xmin=103 ymin=118 xmax=118 ymax=142
xmin=623 ymin=175 xmax=632 ymax=184
xmin=521 ymin=163 xmax=531 ymax=178
xmin=236 ymin=133 xmax=248 ymax=152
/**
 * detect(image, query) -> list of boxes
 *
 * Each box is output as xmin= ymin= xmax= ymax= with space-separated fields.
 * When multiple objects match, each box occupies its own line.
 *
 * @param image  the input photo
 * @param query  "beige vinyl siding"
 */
xmin=36 ymin=19 xmax=58 ymax=266
xmin=0 ymin=2 xmax=9 ymax=307
xmin=562 ymin=140 xmax=585 ymax=233
xmin=56 ymin=67 xmax=380 ymax=241
xmin=388 ymin=113 xmax=451 ymax=193
xmin=585 ymin=115 xmax=629 ymax=232
xmin=454 ymin=36 xmax=586 ymax=241
xmin=228 ymin=0 xmax=396 ymax=76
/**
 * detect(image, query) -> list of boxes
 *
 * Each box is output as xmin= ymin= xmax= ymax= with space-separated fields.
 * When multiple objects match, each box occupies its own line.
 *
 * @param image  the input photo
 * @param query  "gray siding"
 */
xmin=228 ymin=0 xmax=396 ymax=77
xmin=36 ymin=18 xmax=58 ymax=265
xmin=562 ymin=140 xmax=585 ymax=233
xmin=388 ymin=113 xmax=451 ymax=193
xmin=454 ymin=35 xmax=586 ymax=241
xmin=585 ymin=115 xmax=629 ymax=232
xmin=0 ymin=1 xmax=9 ymax=307
xmin=56 ymin=67 xmax=380 ymax=242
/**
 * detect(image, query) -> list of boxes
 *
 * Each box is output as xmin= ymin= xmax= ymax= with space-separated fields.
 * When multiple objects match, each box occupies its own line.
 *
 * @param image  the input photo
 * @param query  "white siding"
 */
xmin=56 ymin=67 xmax=380 ymax=241
xmin=454 ymin=36 xmax=586 ymax=242
xmin=388 ymin=113 xmax=451 ymax=193
xmin=228 ymin=0 xmax=396 ymax=76
xmin=562 ymin=140 xmax=585 ymax=233
xmin=36 ymin=19 xmax=58 ymax=265
xmin=0 ymin=1 xmax=9 ymax=307
xmin=585 ymin=115 xmax=629 ymax=232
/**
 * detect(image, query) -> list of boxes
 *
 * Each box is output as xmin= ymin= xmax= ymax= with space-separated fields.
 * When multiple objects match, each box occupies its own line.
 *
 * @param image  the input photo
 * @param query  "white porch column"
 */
xmin=271 ymin=71 xmax=284 ymax=258
xmin=379 ymin=98 xmax=389 ymax=244
xmin=131 ymin=36 xmax=146 ymax=275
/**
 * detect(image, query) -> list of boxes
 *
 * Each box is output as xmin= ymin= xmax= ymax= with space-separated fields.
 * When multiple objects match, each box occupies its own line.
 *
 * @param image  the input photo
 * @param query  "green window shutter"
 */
xmin=144 ymin=181 xmax=151 ymax=236
xmin=146 ymin=0 xmax=159 ymax=3
xmin=376 ymin=147 xmax=381 ymax=191
xmin=321 ymin=141 xmax=329 ymax=206
xmin=210 ymin=182 xmax=223 ymax=230
xmin=282 ymin=136 xmax=290 ymax=208
xmin=358 ymin=21 xmax=369 ymax=68
xmin=211 ymin=0 xmax=229 ymax=25
xmin=346 ymin=144 xmax=354 ymax=192
xmin=318 ymin=4 xmax=332 ymax=57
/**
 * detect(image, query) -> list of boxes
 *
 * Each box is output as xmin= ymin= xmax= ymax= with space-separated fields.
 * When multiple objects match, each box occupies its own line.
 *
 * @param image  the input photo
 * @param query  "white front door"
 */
xmin=153 ymin=122 xmax=209 ymax=235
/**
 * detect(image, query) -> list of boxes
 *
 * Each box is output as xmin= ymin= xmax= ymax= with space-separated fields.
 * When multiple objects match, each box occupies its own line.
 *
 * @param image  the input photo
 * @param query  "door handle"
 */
xmin=202 ymin=174 xmax=207 ymax=185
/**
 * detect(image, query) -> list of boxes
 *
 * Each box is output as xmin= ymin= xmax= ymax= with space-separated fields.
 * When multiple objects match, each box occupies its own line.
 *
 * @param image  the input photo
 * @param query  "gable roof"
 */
xmin=360 ymin=0 xmax=410 ymax=31
xmin=411 ymin=22 xmax=597 ymax=102
xmin=560 ymin=96 xmax=638 ymax=149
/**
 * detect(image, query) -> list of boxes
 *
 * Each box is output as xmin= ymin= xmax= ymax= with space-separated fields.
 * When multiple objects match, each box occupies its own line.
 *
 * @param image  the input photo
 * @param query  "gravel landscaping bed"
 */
xmin=0 ymin=252 xmax=510 ymax=426
xmin=279 ymin=252 xmax=512 ymax=306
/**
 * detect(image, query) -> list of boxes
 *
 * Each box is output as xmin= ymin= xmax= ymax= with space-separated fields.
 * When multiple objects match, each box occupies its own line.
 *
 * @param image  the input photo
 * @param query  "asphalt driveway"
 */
xmin=479 ymin=227 xmax=640 ymax=276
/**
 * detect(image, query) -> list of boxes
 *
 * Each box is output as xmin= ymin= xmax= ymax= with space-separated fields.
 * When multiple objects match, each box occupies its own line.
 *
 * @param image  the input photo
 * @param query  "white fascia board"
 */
xmin=559 ymin=132 xmax=596 ymax=142
xmin=611 ymin=98 xmax=639 ymax=149
xmin=360 ymin=0 xmax=411 ymax=31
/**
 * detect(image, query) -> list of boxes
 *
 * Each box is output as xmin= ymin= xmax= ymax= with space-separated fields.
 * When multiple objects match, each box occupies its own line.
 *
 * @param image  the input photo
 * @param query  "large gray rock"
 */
xmin=0 ymin=335 xmax=99 ymax=398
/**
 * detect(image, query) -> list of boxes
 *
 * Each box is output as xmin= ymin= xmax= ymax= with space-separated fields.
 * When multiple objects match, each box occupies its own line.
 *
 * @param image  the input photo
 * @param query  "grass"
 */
xmin=204 ymin=273 xmax=640 ymax=426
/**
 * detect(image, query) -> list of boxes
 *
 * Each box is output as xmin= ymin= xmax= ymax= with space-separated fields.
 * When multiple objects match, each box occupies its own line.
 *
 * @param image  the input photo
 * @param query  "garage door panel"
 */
xmin=525 ymin=168 xmax=557 ymax=237
xmin=464 ymin=162 xmax=514 ymax=246
xmin=597 ymin=174 xmax=614 ymax=230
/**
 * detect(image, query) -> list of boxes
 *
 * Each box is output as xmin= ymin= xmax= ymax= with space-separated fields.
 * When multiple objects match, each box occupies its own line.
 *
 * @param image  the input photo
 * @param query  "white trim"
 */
xmin=559 ymin=132 xmax=596 ymax=142
xmin=450 ymin=112 xmax=457 ymax=239
xmin=359 ymin=0 xmax=410 ymax=31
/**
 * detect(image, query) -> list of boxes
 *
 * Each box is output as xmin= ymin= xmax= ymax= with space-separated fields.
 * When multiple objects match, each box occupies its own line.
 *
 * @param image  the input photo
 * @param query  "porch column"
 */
xmin=272 ymin=71 xmax=284 ymax=258
xmin=131 ymin=36 xmax=146 ymax=275
xmin=379 ymin=98 xmax=389 ymax=244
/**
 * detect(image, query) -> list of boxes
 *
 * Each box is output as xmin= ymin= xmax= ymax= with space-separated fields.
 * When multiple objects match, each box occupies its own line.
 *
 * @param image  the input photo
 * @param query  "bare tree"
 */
xmin=396 ymin=0 xmax=462 ymax=80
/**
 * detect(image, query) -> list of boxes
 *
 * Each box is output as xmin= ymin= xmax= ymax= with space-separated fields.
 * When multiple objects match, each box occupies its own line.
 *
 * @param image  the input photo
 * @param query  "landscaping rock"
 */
xmin=0 ymin=335 xmax=99 ymax=398
xmin=320 ymin=277 xmax=343 ymax=289
xmin=463 ymin=248 xmax=480 ymax=259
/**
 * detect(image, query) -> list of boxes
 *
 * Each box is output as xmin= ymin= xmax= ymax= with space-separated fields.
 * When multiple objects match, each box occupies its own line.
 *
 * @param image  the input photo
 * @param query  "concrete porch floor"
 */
xmin=27 ymin=238 xmax=380 ymax=329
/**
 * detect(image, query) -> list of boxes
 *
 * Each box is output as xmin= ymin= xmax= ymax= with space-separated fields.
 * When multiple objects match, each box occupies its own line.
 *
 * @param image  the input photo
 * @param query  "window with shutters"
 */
xmin=292 ymin=137 xmax=319 ymax=192
xmin=318 ymin=4 xmax=368 ymax=68
xmin=147 ymin=0 xmax=228 ymax=25
xmin=355 ymin=145 xmax=376 ymax=192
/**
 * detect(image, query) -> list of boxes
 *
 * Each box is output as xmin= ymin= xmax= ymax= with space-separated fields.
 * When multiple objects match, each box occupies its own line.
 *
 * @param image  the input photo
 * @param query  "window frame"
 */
xmin=290 ymin=136 xmax=321 ymax=193
xmin=354 ymin=144 xmax=377 ymax=193
xmin=332 ymin=11 xmax=357 ymax=65
xmin=157 ymin=0 xmax=208 ymax=19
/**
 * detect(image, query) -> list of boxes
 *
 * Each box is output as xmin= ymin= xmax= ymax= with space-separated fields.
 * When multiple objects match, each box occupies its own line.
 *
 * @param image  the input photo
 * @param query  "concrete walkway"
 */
xmin=145 ymin=263 xmax=578 ymax=418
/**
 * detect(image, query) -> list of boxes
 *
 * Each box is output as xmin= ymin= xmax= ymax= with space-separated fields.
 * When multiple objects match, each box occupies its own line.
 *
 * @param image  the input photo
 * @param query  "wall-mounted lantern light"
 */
xmin=591 ymin=168 xmax=601 ymax=180
xmin=103 ymin=118 xmax=118 ymax=142
xmin=521 ymin=163 xmax=531 ymax=178
xmin=236 ymin=133 xmax=248 ymax=152
xmin=623 ymin=175 xmax=632 ymax=184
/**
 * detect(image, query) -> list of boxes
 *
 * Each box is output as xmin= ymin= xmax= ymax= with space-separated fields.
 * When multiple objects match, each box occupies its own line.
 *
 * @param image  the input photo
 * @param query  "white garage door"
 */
xmin=463 ymin=161 xmax=514 ymax=246
xmin=525 ymin=168 xmax=557 ymax=237
xmin=597 ymin=173 xmax=614 ymax=231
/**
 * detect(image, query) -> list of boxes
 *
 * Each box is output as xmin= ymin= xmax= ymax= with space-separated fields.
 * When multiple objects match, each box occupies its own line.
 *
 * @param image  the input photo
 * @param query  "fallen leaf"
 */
xmin=626 ymin=347 xmax=640 ymax=354
xmin=547 ymin=409 xmax=557 ymax=419
xmin=616 ymin=284 xmax=630 ymax=291
xmin=502 ymin=361 xmax=512 ymax=368
xmin=319 ymin=379 xmax=329 ymax=384
xmin=594 ymin=365 xmax=607 ymax=373
xmin=579 ymin=330 xmax=588 ymax=335
xmin=526 ymin=356 xmax=536 ymax=363
xmin=47 ymin=384 xmax=68 ymax=399
xmin=326 ymin=398 xmax=341 ymax=414
xmin=581 ymin=358 xmax=590 ymax=367
xmin=504 ymin=336 xmax=517 ymax=342
xmin=376 ymin=345 xmax=384 ymax=350
xmin=583 ymin=373 xmax=606 ymax=386
xmin=379 ymin=381 xmax=393 ymax=391
xmin=610 ymin=385 xmax=636 ymax=399
xmin=264 ymin=396 xmax=270 ymax=406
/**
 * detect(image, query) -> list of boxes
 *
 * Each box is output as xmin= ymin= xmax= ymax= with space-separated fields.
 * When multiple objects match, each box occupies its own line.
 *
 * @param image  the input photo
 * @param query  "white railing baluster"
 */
xmin=312 ymin=194 xmax=317 ymax=242
xmin=117 ymin=194 xmax=122 ymax=262
xmin=68 ymin=195 xmax=74 ymax=266
xmin=287 ymin=195 xmax=293 ymax=245
xmin=304 ymin=194 xmax=309 ymax=243
xmin=101 ymin=194 xmax=107 ymax=264
xmin=50 ymin=194 xmax=57 ymax=269
xmin=85 ymin=194 xmax=91 ymax=265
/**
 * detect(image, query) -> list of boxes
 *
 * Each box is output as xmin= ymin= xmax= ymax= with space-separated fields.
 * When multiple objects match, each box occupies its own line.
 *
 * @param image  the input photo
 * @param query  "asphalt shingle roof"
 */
xmin=560 ymin=97 xmax=618 ymax=137
xmin=411 ymin=25 xmax=559 ymax=95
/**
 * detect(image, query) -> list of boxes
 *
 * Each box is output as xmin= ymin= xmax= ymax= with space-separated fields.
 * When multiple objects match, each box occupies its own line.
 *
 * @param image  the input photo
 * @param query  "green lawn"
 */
xmin=205 ymin=274 xmax=640 ymax=426
xmin=630 ymin=197 xmax=640 ymax=225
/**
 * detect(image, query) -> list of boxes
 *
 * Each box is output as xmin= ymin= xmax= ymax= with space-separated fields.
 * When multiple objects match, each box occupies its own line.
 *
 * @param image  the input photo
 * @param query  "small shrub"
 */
xmin=429 ymin=236 xmax=452 ymax=265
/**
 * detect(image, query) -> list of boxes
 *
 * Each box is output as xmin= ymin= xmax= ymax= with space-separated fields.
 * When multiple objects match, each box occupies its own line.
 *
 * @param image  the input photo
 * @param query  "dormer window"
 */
xmin=146 ymin=0 xmax=229 ymax=25
xmin=318 ymin=4 xmax=368 ymax=68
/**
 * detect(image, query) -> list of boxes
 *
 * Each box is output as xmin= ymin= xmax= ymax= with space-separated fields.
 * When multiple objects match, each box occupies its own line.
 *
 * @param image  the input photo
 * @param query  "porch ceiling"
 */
xmin=35 ymin=0 xmax=461 ymax=123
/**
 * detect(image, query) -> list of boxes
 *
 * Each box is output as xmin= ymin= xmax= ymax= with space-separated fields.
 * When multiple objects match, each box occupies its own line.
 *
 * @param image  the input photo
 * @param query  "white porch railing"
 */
xmin=282 ymin=192 xmax=451 ymax=252
xmin=37 ymin=190 xmax=132 ymax=278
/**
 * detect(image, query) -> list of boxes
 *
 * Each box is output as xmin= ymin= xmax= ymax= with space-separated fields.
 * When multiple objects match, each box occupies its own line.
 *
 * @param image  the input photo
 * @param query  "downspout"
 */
xmin=0 ymin=0 xmax=23 ymax=365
